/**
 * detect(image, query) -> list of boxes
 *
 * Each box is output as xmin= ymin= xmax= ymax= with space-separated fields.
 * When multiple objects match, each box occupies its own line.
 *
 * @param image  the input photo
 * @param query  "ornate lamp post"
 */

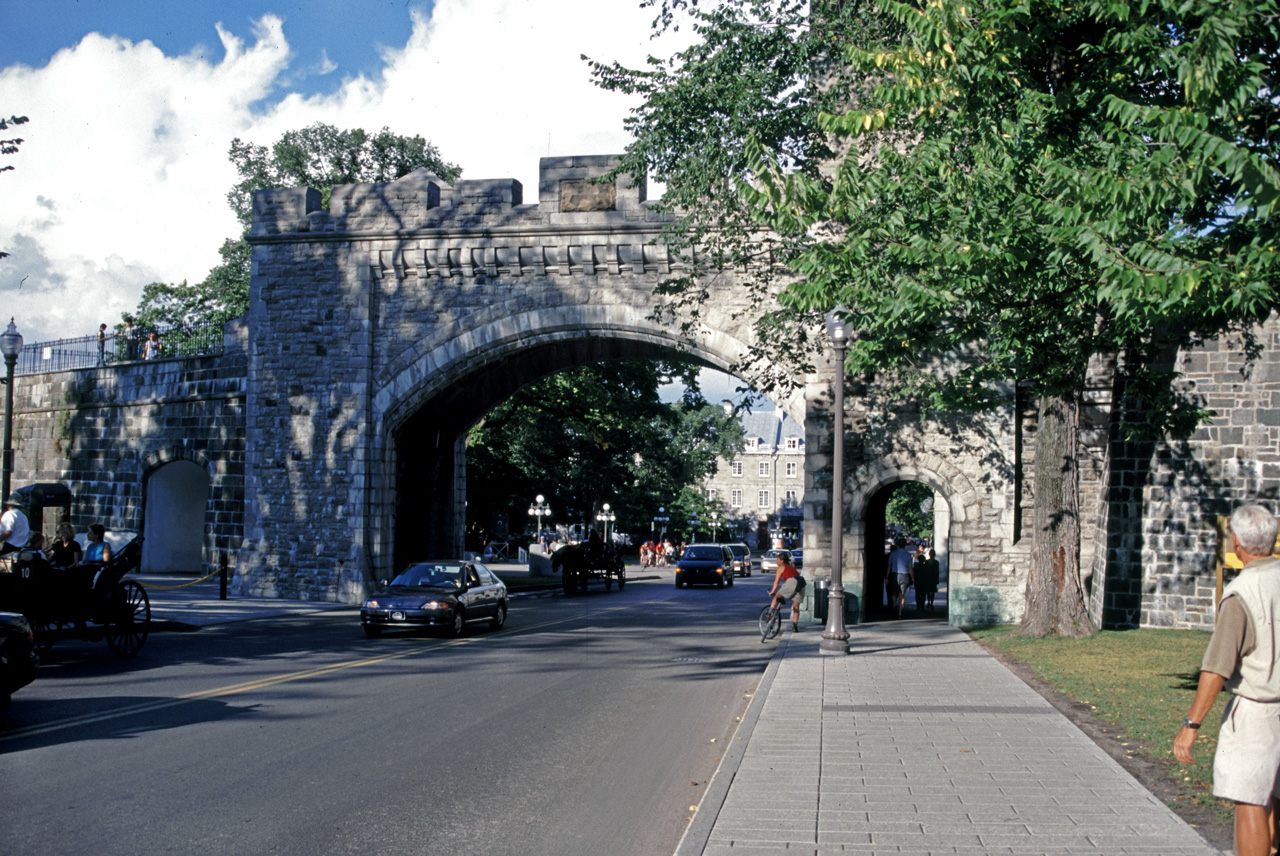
xmin=652 ymin=507 xmax=669 ymax=542
xmin=710 ymin=511 xmax=719 ymax=542
xmin=595 ymin=502 xmax=616 ymax=543
xmin=0 ymin=319 xmax=23 ymax=501
xmin=527 ymin=494 xmax=551 ymax=541
xmin=821 ymin=306 xmax=853 ymax=656
xmin=688 ymin=513 xmax=700 ymax=542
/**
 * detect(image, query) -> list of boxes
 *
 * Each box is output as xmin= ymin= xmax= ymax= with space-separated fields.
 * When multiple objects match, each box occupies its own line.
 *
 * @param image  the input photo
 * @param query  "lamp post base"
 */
xmin=819 ymin=590 xmax=851 ymax=655
xmin=819 ymin=637 xmax=850 ymax=655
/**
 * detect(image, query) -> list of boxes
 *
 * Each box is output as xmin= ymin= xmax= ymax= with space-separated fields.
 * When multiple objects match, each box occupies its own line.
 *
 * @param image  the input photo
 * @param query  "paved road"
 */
xmin=0 ymin=571 xmax=776 ymax=856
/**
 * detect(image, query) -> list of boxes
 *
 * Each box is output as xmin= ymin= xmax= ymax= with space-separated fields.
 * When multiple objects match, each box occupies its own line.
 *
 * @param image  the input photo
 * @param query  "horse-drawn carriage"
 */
xmin=551 ymin=542 xmax=626 ymax=594
xmin=0 ymin=483 xmax=150 ymax=657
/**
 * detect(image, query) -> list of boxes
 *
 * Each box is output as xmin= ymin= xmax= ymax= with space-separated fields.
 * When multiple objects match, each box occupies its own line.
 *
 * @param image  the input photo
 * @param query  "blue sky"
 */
xmin=2 ymin=0 xmax=424 ymax=100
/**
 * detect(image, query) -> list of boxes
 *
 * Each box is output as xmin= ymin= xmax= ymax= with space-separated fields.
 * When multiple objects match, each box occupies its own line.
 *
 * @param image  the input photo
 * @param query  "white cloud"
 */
xmin=0 ymin=0 xmax=678 ymax=344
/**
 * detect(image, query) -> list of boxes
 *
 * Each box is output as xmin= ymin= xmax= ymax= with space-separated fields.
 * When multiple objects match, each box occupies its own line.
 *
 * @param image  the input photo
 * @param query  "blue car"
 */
xmin=675 ymin=544 xmax=735 ymax=588
xmin=361 ymin=561 xmax=508 ymax=638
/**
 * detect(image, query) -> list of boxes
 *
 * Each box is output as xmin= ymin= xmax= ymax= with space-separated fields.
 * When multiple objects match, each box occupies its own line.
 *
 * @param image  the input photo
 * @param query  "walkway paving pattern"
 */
xmin=681 ymin=621 xmax=1223 ymax=856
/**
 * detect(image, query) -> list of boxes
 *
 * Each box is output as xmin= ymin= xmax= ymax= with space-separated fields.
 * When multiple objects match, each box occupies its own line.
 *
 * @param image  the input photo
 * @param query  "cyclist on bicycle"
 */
xmin=768 ymin=550 xmax=805 ymax=632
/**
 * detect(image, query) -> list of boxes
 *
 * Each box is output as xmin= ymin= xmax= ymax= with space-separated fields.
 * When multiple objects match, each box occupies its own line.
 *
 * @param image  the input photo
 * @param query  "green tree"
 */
xmin=1 ymin=114 xmax=28 ymax=261
xmin=465 ymin=359 xmax=744 ymax=547
xmin=741 ymin=0 xmax=1280 ymax=635
xmin=131 ymin=123 xmax=461 ymax=330
xmin=885 ymin=482 xmax=933 ymax=541
xmin=586 ymin=1 xmax=897 ymax=385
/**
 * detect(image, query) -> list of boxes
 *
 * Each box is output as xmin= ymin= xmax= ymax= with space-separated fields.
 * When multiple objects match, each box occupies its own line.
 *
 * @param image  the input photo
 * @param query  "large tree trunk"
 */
xmin=1019 ymin=391 xmax=1097 ymax=638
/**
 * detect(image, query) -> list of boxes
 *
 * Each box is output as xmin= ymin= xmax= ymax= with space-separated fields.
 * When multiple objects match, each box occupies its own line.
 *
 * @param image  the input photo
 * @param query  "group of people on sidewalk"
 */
xmin=885 ymin=538 xmax=940 ymax=617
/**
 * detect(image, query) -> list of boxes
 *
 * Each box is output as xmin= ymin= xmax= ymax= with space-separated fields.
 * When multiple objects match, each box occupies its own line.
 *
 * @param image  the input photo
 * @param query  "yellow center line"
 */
xmin=1 ymin=605 xmax=634 ymax=745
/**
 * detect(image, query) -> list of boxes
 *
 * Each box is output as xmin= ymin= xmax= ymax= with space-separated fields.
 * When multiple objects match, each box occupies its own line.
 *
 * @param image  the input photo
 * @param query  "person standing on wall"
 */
xmin=1175 ymin=504 xmax=1280 ymax=856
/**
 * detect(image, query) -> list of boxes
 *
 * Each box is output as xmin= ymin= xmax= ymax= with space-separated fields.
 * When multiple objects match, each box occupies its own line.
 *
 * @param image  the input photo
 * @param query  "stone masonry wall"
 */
xmin=7 ymin=324 xmax=247 ymax=575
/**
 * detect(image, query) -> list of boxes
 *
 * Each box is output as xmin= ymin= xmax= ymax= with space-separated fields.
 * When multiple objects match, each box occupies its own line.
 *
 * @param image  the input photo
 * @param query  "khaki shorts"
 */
xmin=1213 ymin=695 xmax=1280 ymax=805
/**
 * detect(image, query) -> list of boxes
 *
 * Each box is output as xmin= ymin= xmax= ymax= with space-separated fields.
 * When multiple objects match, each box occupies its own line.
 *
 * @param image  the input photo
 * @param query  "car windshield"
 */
xmin=729 ymin=545 xmax=747 ymax=556
xmin=390 ymin=564 xmax=464 ymax=588
xmin=683 ymin=546 xmax=722 ymax=560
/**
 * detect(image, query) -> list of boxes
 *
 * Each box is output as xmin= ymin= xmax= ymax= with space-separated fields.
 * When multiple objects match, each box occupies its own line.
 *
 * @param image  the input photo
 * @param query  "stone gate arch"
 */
xmin=843 ymin=455 xmax=978 ymax=623
xmin=369 ymin=308 xmax=803 ymax=583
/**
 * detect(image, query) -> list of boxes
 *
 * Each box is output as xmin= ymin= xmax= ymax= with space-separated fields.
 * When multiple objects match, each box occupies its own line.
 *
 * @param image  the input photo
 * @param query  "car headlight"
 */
xmin=365 ymin=599 xmax=380 ymax=609
xmin=422 ymin=601 xmax=449 ymax=610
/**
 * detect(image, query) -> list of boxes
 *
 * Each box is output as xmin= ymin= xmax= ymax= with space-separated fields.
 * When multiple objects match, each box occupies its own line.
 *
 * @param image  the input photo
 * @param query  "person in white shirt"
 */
xmin=0 ymin=494 xmax=31 ymax=557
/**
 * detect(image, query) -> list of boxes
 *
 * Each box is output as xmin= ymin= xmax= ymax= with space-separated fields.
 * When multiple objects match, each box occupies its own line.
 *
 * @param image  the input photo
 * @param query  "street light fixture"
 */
xmin=821 ymin=306 xmax=854 ymax=656
xmin=687 ymin=513 xmax=700 ymax=542
xmin=0 ymin=319 xmax=23 ymax=501
xmin=595 ymin=502 xmax=616 ymax=543
xmin=710 ymin=511 xmax=719 ymax=542
xmin=527 ymin=494 xmax=551 ymax=542
xmin=652 ymin=507 xmax=669 ymax=542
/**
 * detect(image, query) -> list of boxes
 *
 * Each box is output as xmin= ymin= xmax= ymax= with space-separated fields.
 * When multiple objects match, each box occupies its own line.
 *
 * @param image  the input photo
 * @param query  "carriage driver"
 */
xmin=0 ymin=493 xmax=31 ymax=557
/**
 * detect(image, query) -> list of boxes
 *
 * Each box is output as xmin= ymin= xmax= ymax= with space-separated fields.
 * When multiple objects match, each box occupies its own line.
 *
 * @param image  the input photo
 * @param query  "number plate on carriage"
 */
xmin=390 ymin=611 xmax=406 ymax=621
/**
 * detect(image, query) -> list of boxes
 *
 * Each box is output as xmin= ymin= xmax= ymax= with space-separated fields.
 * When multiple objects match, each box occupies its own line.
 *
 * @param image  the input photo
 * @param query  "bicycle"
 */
xmin=758 ymin=602 xmax=782 ymax=642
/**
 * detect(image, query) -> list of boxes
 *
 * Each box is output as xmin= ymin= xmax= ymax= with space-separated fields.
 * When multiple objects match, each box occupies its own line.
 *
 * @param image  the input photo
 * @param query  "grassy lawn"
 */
xmin=968 ymin=625 xmax=1230 ymax=819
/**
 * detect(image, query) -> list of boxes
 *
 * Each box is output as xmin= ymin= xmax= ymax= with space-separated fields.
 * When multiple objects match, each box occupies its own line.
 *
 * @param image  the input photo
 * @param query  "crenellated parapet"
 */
xmin=250 ymin=155 xmax=661 ymax=240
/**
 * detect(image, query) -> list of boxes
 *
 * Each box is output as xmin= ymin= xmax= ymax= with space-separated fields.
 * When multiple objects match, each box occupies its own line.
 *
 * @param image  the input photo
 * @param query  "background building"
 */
xmin=703 ymin=408 xmax=804 ymax=549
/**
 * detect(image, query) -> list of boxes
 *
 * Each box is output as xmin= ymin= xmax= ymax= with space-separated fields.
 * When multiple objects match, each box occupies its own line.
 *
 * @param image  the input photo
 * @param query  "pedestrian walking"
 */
xmin=1175 ymin=503 xmax=1280 ymax=856
xmin=887 ymin=538 xmax=914 ymax=616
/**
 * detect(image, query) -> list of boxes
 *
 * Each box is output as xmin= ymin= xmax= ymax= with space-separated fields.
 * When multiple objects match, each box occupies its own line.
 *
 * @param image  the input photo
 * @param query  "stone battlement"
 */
xmin=250 ymin=155 xmax=657 ymax=238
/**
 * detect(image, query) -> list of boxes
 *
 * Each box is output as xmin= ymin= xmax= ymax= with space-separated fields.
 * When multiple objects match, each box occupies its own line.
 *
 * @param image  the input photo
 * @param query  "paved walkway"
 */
xmin=679 ymin=620 xmax=1223 ymax=856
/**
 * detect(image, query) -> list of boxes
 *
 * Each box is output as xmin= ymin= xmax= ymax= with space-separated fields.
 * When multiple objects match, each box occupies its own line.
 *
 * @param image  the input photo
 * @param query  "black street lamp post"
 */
xmin=0 ymin=319 xmax=23 ymax=502
xmin=821 ymin=306 xmax=853 ymax=656
xmin=595 ymin=502 xmax=616 ymax=543
xmin=652 ymin=507 xmax=669 ymax=542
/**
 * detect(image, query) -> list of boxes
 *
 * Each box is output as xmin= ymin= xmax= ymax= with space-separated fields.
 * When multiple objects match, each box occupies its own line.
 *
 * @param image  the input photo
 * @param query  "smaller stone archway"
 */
xmin=843 ymin=455 xmax=979 ymax=626
xmin=142 ymin=458 xmax=211 ymax=573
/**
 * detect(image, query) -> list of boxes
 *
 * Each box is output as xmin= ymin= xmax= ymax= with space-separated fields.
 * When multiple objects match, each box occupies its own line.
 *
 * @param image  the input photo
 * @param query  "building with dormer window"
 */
xmin=702 ymin=408 xmax=805 ymax=549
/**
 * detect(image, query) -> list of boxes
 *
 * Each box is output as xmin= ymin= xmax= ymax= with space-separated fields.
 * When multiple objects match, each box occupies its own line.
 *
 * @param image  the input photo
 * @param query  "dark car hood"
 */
xmin=373 ymin=585 xmax=458 ymax=603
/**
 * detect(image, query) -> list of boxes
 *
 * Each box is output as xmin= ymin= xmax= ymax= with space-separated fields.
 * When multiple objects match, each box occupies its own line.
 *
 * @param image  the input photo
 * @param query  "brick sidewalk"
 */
xmin=679 ymin=621 xmax=1222 ymax=856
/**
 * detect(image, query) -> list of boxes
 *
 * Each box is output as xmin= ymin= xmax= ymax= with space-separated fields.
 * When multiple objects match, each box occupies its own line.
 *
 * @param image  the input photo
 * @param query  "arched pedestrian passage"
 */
xmin=143 ymin=459 xmax=210 ymax=573
xmin=861 ymin=481 xmax=951 ymax=622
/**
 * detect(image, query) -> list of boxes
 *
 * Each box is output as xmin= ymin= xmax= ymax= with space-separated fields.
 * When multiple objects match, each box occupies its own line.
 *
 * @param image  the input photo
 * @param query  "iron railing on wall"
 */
xmin=15 ymin=320 xmax=226 ymax=376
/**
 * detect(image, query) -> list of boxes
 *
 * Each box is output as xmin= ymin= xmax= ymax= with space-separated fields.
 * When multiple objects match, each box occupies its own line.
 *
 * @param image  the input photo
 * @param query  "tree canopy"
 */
xmin=465 ymin=359 xmax=744 ymax=547
xmin=597 ymin=0 xmax=1279 ymax=635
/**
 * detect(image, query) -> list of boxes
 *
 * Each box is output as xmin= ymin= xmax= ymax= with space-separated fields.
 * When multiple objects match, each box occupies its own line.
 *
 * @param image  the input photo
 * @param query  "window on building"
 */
xmin=784 ymin=489 xmax=798 ymax=507
xmin=786 ymin=437 xmax=799 ymax=451
xmin=731 ymin=461 xmax=743 ymax=477
xmin=758 ymin=490 xmax=770 ymax=508
xmin=758 ymin=461 xmax=770 ymax=478
xmin=786 ymin=461 xmax=798 ymax=478
xmin=731 ymin=489 xmax=743 ymax=508
xmin=707 ymin=488 xmax=717 ymax=502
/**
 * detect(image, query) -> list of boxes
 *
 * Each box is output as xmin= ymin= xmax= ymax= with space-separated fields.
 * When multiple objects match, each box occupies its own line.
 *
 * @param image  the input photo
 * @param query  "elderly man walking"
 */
xmin=1175 ymin=503 xmax=1280 ymax=856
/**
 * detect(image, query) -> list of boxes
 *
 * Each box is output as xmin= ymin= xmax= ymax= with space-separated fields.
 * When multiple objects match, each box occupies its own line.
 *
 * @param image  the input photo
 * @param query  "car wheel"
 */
xmin=490 ymin=601 xmax=507 ymax=630
xmin=449 ymin=608 xmax=465 ymax=637
xmin=363 ymin=625 xmax=382 ymax=639
xmin=717 ymin=575 xmax=726 ymax=588
xmin=675 ymin=575 xmax=684 ymax=589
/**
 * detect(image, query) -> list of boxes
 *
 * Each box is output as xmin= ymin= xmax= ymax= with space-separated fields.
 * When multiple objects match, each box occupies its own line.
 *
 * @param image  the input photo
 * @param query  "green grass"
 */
xmin=968 ymin=626 xmax=1230 ymax=818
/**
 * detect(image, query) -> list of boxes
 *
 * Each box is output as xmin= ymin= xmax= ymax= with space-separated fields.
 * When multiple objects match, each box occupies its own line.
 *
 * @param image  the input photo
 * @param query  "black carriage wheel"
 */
xmin=617 ymin=572 xmax=625 ymax=590
xmin=104 ymin=579 xmax=150 ymax=657
xmin=604 ymin=575 xmax=613 ymax=592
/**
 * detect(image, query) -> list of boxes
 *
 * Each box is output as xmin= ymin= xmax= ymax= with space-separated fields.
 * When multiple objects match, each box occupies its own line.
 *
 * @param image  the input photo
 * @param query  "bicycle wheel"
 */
xmin=758 ymin=605 xmax=781 ymax=642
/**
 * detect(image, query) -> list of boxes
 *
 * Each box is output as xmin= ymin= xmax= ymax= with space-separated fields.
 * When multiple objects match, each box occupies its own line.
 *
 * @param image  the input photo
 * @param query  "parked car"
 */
xmin=674 ymin=544 xmax=735 ymax=588
xmin=361 ymin=561 xmax=507 ymax=638
xmin=0 ymin=612 xmax=39 ymax=708
xmin=726 ymin=543 xmax=752 ymax=577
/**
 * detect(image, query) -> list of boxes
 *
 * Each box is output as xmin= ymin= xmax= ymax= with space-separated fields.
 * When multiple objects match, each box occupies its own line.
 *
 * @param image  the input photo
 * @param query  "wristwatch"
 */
xmin=1183 ymin=717 xmax=1201 ymax=729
